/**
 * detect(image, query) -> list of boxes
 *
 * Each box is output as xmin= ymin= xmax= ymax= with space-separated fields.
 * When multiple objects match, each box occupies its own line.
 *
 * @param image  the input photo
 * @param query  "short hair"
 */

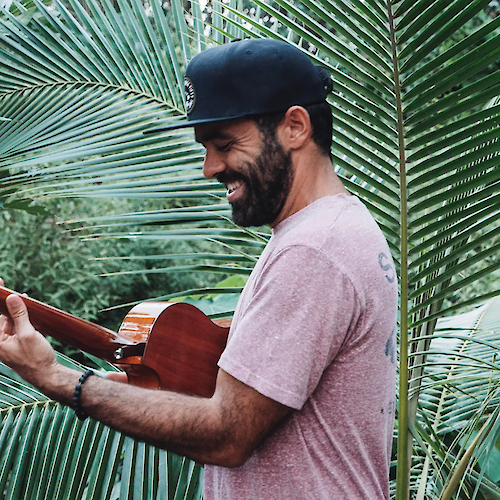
xmin=252 ymin=101 xmax=333 ymax=158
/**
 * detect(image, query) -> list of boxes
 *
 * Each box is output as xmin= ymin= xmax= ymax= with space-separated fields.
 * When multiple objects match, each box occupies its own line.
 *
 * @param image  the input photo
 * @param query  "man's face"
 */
xmin=196 ymin=119 xmax=293 ymax=227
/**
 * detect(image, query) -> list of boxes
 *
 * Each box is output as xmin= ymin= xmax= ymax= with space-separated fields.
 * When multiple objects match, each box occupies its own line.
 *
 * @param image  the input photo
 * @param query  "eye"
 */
xmin=215 ymin=141 xmax=232 ymax=152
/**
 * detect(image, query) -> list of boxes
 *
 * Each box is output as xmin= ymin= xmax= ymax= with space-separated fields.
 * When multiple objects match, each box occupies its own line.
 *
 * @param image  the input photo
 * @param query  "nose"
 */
xmin=203 ymin=148 xmax=226 ymax=179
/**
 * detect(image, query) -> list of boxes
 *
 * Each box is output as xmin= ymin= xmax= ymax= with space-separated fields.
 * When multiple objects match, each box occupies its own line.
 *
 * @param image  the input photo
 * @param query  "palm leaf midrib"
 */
xmin=0 ymin=399 xmax=53 ymax=415
xmin=0 ymin=80 xmax=184 ymax=112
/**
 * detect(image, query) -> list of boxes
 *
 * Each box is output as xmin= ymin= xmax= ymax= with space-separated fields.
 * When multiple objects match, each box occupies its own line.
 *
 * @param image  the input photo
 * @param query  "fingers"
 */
xmin=0 ymin=278 xmax=9 ymax=336
xmin=106 ymin=372 xmax=129 ymax=384
xmin=1 ymin=316 xmax=13 ymax=337
xmin=5 ymin=294 xmax=33 ymax=335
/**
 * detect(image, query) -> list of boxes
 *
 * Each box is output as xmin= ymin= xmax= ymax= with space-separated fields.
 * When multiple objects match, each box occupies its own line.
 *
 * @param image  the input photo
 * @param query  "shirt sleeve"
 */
xmin=218 ymin=244 xmax=361 ymax=410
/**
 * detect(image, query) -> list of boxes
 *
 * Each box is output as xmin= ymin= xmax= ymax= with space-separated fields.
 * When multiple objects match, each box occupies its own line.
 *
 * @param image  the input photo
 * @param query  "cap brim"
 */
xmin=143 ymin=113 xmax=253 ymax=135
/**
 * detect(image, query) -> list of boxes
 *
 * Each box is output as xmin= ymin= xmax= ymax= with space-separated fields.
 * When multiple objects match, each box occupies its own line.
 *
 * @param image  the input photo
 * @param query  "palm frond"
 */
xmin=1 ymin=0 xmax=500 ymax=498
xmin=412 ymin=297 xmax=500 ymax=498
xmin=0 ymin=354 xmax=203 ymax=500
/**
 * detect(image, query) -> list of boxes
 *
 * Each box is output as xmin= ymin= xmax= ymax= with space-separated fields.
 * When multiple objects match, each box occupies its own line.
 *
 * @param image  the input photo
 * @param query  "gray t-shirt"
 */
xmin=204 ymin=194 xmax=398 ymax=499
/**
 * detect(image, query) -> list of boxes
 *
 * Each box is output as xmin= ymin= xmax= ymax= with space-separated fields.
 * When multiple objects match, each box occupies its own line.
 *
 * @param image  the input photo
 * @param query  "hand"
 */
xmin=106 ymin=372 xmax=129 ymax=384
xmin=0 ymin=280 xmax=58 ymax=387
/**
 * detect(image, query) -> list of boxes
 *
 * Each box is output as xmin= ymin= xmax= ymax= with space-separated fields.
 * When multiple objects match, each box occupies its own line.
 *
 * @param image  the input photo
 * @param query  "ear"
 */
xmin=278 ymin=106 xmax=312 ymax=151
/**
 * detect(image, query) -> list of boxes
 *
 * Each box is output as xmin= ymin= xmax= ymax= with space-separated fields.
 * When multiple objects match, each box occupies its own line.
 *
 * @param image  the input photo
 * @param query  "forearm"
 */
xmin=41 ymin=364 xmax=238 ymax=466
xmin=0 ymin=293 xmax=289 ymax=468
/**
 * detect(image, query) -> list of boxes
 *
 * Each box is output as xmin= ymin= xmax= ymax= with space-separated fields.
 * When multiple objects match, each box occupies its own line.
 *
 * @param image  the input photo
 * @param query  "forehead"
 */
xmin=194 ymin=118 xmax=260 ymax=144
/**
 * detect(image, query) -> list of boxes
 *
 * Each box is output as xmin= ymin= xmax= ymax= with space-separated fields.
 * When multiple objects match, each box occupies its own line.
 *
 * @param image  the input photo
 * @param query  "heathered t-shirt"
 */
xmin=204 ymin=194 xmax=398 ymax=499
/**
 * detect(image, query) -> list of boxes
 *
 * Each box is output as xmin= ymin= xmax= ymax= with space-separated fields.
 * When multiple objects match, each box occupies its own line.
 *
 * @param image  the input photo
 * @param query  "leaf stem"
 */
xmin=386 ymin=1 xmax=410 ymax=498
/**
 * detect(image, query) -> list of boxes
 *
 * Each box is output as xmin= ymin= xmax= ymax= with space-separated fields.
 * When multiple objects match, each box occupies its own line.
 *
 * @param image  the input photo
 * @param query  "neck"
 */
xmin=270 ymin=150 xmax=348 ymax=228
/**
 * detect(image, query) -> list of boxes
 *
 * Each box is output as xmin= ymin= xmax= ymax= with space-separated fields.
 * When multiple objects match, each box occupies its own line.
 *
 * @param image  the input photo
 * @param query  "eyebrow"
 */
xmin=195 ymin=129 xmax=233 ymax=144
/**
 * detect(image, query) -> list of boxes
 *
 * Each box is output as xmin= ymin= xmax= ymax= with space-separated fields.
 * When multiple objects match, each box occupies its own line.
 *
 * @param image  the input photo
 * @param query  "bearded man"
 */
xmin=0 ymin=39 xmax=398 ymax=499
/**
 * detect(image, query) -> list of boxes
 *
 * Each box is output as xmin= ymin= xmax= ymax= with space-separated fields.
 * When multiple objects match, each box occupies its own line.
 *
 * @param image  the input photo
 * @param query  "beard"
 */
xmin=219 ymin=133 xmax=294 ymax=227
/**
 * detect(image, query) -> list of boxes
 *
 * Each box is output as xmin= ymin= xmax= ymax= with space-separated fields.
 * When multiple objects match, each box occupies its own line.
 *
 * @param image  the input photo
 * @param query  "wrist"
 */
xmin=38 ymin=363 xmax=82 ymax=405
xmin=72 ymin=369 xmax=95 ymax=419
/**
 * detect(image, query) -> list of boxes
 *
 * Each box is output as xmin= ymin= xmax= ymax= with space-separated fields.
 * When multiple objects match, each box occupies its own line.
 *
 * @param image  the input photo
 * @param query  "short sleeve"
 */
xmin=218 ymin=245 xmax=361 ymax=409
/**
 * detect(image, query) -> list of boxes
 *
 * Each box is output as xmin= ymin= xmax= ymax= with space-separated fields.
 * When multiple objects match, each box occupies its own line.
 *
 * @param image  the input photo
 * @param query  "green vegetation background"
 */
xmin=0 ymin=197 xmax=229 ymax=357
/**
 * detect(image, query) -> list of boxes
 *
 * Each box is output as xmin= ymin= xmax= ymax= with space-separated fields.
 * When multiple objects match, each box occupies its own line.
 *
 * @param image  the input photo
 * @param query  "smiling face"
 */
xmin=196 ymin=119 xmax=293 ymax=227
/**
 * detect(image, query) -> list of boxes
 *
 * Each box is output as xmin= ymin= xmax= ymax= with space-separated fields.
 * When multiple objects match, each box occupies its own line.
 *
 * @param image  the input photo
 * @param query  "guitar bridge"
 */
xmin=114 ymin=343 xmax=146 ymax=360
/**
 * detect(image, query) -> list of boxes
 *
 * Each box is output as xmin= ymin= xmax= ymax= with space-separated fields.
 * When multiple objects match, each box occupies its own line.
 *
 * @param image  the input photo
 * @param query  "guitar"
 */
xmin=0 ymin=286 xmax=230 ymax=398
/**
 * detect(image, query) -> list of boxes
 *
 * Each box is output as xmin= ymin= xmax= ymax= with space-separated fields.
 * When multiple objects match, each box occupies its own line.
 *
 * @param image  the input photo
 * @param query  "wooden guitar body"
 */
xmin=0 ymin=286 xmax=230 ymax=398
xmin=116 ymin=302 xmax=230 ymax=397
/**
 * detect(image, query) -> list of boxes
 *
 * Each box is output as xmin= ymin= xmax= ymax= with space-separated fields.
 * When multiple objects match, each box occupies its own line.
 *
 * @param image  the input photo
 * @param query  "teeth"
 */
xmin=226 ymin=181 xmax=242 ymax=195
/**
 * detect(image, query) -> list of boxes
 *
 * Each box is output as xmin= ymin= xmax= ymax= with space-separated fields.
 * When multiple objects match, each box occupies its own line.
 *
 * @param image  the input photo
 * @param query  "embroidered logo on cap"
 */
xmin=184 ymin=77 xmax=196 ymax=114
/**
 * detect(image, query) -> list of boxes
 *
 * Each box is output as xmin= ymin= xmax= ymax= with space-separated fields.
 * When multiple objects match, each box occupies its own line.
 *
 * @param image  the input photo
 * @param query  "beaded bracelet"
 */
xmin=73 ymin=369 xmax=94 ymax=420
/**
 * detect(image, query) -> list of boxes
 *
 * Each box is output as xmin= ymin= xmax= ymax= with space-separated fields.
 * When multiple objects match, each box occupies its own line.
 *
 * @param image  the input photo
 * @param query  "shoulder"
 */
xmin=270 ymin=195 xmax=387 ymax=268
xmin=273 ymin=195 xmax=378 ymax=249
xmin=265 ymin=195 xmax=397 ymax=304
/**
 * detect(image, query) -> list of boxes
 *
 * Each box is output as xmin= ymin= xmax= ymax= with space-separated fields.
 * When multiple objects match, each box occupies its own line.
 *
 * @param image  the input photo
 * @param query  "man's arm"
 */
xmin=0 ymin=293 xmax=290 ymax=467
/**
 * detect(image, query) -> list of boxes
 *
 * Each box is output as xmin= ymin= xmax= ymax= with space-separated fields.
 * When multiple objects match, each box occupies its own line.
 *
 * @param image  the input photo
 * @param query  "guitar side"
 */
xmin=116 ymin=302 xmax=229 ymax=398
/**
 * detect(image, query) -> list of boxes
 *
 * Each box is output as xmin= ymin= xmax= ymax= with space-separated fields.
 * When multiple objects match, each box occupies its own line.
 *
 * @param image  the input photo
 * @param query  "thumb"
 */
xmin=5 ymin=294 xmax=32 ymax=333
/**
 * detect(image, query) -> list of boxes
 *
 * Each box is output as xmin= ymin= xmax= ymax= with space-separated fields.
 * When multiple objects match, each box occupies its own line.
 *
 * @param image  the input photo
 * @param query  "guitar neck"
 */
xmin=0 ymin=286 xmax=132 ymax=361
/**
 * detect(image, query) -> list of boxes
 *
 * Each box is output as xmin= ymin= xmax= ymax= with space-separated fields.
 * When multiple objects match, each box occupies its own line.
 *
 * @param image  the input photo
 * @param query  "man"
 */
xmin=0 ymin=39 xmax=397 ymax=499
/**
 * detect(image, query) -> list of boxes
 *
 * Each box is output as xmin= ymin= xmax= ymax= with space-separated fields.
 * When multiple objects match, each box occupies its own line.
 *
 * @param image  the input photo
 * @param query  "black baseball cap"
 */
xmin=144 ymin=38 xmax=332 ymax=134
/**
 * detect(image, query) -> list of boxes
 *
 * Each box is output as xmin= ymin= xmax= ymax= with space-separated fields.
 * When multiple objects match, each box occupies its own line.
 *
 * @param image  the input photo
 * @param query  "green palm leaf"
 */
xmin=412 ymin=297 xmax=500 ymax=499
xmin=0 ymin=355 xmax=203 ymax=500
xmin=1 ymin=0 xmax=500 ymax=498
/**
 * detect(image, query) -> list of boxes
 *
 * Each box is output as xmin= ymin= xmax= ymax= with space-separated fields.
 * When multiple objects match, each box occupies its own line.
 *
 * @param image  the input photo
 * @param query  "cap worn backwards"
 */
xmin=145 ymin=38 xmax=333 ymax=134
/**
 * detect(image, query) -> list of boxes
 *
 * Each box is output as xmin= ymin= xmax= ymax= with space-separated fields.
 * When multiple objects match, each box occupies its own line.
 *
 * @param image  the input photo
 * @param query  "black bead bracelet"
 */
xmin=73 ymin=369 xmax=94 ymax=420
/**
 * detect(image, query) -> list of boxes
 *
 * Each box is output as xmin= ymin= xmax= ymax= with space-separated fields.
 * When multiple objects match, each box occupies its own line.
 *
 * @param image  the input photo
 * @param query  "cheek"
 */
xmin=229 ymin=150 xmax=254 ymax=168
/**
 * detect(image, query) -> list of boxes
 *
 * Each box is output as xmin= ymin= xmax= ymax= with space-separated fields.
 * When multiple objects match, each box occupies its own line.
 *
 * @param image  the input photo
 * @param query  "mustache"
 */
xmin=215 ymin=171 xmax=247 ymax=185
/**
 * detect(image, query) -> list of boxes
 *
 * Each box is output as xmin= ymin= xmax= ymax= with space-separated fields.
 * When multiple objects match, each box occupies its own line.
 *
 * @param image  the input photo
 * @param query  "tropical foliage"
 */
xmin=0 ymin=0 xmax=500 ymax=498
xmin=0 ymin=198 xmax=230 ymax=334
xmin=405 ymin=296 xmax=500 ymax=499
xmin=0 ymin=353 xmax=204 ymax=500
